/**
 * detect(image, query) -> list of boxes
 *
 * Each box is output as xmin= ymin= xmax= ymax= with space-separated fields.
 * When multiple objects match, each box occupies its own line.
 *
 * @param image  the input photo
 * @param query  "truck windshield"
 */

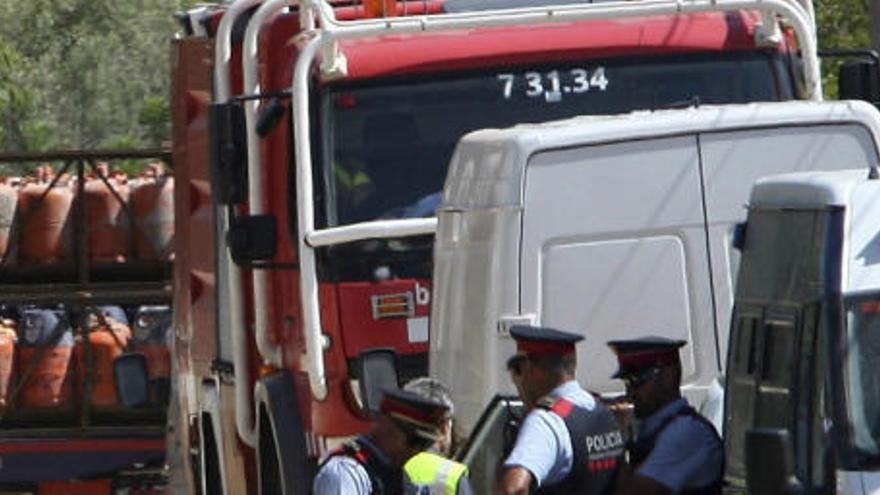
xmin=843 ymin=293 xmax=880 ymax=462
xmin=321 ymin=51 xmax=792 ymax=227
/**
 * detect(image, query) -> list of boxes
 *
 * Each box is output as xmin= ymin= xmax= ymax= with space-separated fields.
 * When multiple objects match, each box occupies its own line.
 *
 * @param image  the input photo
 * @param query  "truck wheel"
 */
xmin=259 ymin=407 xmax=284 ymax=495
xmin=201 ymin=413 xmax=224 ymax=495
xmin=256 ymin=371 xmax=315 ymax=494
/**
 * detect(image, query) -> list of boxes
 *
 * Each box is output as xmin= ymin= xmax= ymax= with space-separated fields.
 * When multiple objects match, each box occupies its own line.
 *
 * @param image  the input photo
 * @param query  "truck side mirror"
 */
xmin=227 ymin=214 xmax=278 ymax=264
xmin=114 ymin=352 xmax=150 ymax=408
xmin=838 ymin=59 xmax=880 ymax=103
xmin=209 ymin=102 xmax=248 ymax=204
xmin=746 ymin=428 xmax=804 ymax=495
xmin=354 ymin=348 xmax=399 ymax=415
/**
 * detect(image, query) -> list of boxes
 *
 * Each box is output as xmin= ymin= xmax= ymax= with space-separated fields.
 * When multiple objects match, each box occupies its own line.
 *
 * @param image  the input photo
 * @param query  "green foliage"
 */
xmin=816 ymin=0 xmax=873 ymax=98
xmin=22 ymin=121 xmax=52 ymax=151
xmin=0 ymin=0 xmax=872 ymax=160
xmin=817 ymin=0 xmax=871 ymax=49
xmin=0 ymin=40 xmax=38 ymax=152
xmin=0 ymin=0 xmax=211 ymax=156
xmin=140 ymin=95 xmax=172 ymax=147
xmin=105 ymin=134 xmax=153 ymax=175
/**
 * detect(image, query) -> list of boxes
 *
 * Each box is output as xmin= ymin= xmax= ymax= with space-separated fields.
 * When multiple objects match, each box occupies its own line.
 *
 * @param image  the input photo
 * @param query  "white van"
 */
xmin=430 ymin=100 xmax=880 ymax=440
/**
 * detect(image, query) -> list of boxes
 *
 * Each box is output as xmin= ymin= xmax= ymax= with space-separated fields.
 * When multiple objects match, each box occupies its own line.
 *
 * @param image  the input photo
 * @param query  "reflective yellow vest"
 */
xmin=404 ymin=451 xmax=468 ymax=495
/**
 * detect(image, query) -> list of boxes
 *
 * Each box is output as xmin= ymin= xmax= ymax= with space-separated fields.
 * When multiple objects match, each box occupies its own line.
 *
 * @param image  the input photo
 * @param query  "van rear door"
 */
xmin=519 ymin=136 xmax=712 ymax=394
xmin=699 ymin=123 xmax=879 ymax=366
xmin=519 ymin=123 xmax=880 ymax=396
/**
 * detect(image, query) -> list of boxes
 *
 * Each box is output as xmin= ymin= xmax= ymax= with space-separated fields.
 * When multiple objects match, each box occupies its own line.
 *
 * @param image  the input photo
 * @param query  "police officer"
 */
xmin=607 ymin=336 xmax=723 ymax=495
xmin=501 ymin=325 xmax=624 ymax=495
xmin=313 ymin=388 xmax=450 ymax=495
xmin=402 ymin=377 xmax=474 ymax=495
xmin=506 ymin=354 xmax=535 ymax=410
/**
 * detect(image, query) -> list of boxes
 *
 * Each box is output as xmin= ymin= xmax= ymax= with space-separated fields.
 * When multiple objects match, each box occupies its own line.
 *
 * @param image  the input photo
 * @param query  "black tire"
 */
xmin=201 ymin=413 xmax=224 ymax=495
xmin=259 ymin=407 xmax=284 ymax=495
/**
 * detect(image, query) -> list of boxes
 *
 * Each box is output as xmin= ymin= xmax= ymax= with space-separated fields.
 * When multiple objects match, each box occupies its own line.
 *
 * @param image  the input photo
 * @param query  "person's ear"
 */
xmin=660 ymin=365 xmax=677 ymax=388
xmin=520 ymin=357 xmax=533 ymax=375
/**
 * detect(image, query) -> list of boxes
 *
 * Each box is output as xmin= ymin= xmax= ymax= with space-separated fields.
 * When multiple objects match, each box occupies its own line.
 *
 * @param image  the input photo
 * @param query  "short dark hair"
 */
xmin=507 ymin=354 xmax=526 ymax=374
xmin=669 ymin=360 xmax=682 ymax=385
xmin=526 ymin=353 xmax=576 ymax=378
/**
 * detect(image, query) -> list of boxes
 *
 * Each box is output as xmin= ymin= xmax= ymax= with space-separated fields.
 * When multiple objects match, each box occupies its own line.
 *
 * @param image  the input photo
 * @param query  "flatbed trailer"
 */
xmin=0 ymin=149 xmax=173 ymax=495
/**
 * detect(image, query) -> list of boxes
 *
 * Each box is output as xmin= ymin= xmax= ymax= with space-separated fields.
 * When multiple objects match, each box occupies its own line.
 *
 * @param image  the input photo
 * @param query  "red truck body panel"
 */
xmin=340 ymin=11 xmax=769 ymax=80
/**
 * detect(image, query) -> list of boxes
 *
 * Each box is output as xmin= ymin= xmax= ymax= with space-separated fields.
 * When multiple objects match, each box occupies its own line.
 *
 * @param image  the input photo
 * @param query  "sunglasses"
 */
xmin=621 ymin=366 xmax=662 ymax=389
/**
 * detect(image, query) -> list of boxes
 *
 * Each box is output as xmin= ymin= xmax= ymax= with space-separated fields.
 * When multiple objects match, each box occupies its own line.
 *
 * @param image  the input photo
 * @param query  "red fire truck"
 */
xmin=169 ymin=0 xmax=827 ymax=492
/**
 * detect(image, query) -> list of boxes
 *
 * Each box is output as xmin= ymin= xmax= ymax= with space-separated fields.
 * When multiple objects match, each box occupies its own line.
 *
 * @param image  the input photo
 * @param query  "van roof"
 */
xmin=441 ymin=100 xmax=880 ymax=209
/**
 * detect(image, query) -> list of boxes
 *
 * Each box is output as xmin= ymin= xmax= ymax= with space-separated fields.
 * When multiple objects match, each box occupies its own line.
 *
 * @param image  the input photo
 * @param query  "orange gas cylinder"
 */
xmin=363 ymin=0 xmax=397 ymax=17
xmin=0 ymin=179 xmax=18 ymax=263
xmin=0 ymin=319 xmax=16 ymax=408
xmin=18 ymin=169 xmax=73 ymax=264
xmin=16 ymin=309 xmax=75 ymax=410
xmin=84 ymin=164 xmax=130 ymax=262
xmin=131 ymin=163 xmax=174 ymax=261
xmin=132 ymin=305 xmax=171 ymax=404
xmin=75 ymin=307 xmax=131 ymax=408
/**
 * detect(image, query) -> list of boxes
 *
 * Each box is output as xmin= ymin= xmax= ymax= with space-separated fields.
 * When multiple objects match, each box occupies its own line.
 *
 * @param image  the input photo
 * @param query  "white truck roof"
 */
xmin=749 ymin=168 xmax=878 ymax=208
xmin=443 ymin=100 xmax=880 ymax=209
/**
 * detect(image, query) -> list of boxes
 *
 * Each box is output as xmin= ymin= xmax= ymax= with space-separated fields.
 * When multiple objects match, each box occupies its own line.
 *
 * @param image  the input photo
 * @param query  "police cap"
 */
xmin=606 ymin=336 xmax=686 ymax=378
xmin=403 ymin=377 xmax=454 ymax=418
xmin=379 ymin=387 xmax=450 ymax=442
xmin=509 ymin=325 xmax=584 ymax=356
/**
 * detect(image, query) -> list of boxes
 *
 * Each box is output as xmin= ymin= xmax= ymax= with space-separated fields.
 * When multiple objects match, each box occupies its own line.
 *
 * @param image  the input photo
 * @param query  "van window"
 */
xmin=842 ymin=293 xmax=880 ymax=462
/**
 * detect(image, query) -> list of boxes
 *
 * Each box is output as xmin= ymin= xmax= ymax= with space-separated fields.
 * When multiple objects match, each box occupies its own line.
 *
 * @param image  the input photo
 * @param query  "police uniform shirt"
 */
xmin=635 ymin=398 xmax=723 ymax=493
xmin=313 ymin=454 xmax=373 ymax=494
xmin=503 ymin=380 xmax=597 ymax=487
xmin=313 ymin=435 xmax=394 ymax=495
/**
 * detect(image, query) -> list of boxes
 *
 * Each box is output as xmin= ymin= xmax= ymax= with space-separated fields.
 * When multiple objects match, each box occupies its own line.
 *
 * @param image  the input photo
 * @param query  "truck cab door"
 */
xmin=725 ymin=299 xmax=830 ymax=492
xmin=725 ymin=307 xmax=805 ymax=491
